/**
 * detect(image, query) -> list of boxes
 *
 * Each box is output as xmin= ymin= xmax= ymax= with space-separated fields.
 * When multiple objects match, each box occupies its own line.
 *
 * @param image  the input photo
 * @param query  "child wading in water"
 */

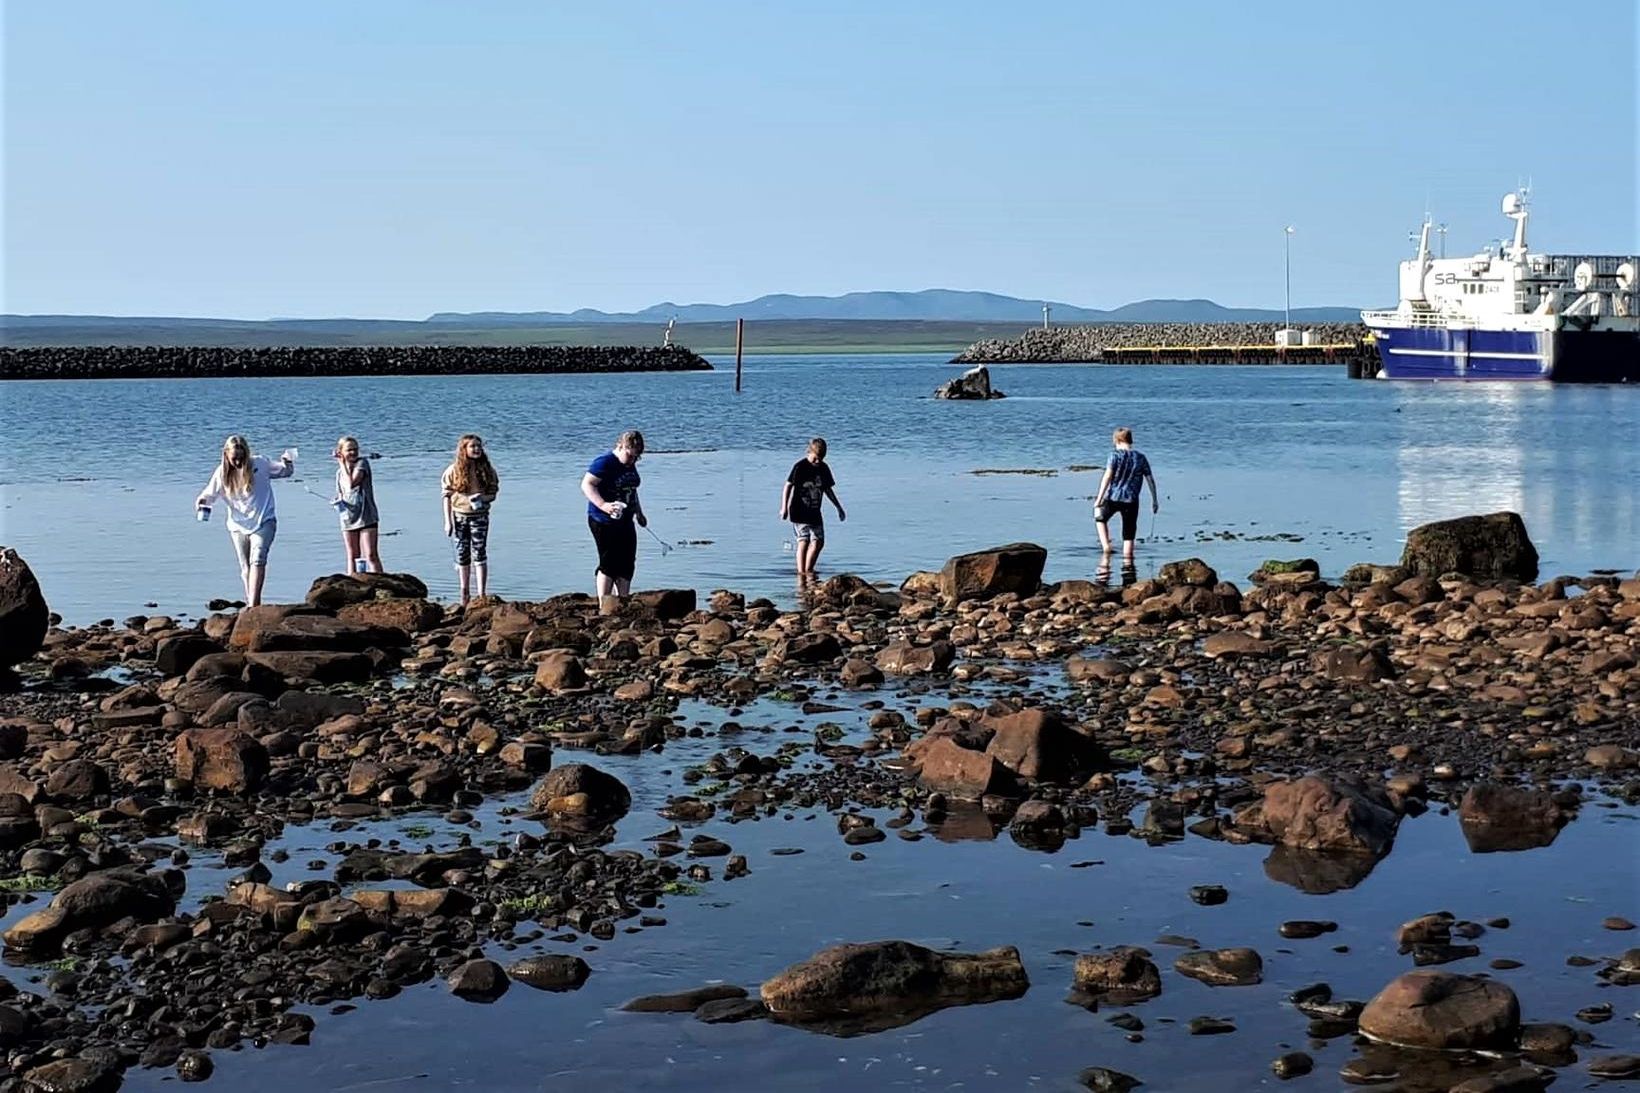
xmin=195 ymin=435 xmax=294 ymax=607
xmin=332 ymin=435 xmax=382 ymax=574
xmin=1093 ymin=426 xmax=1158 ymax=566
xmin=780 ymin=437 xmax=845 ymax=580
xmin=581 ymin=430 xmax=647 ymax=600
xmin=441 ymin=434 xmax=499 ymax=604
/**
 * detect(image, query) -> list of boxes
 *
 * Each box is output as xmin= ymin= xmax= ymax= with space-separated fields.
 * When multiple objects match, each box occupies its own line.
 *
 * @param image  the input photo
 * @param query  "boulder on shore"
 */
xmin=981 ymin=708 xmax=1103 ymax=783
xmin=1359 ymin=971 xmax=1520 ymax=1050
xmin=174 ymin=728 xmax=270 ymax=794
xmin=939 ymin=543 xmax=1047 ymax=603
xmin=0 ymin=548 xmax=48 ymax=668
xmin=1458 ymin=783 xmax=1569 ymax=853
xmin=760 ymin=940 xmax=1028 ymax=1032
xmin=1072 ymin=947 xmax=1162 ymax=1004
xmin=1400 ymin=512 xmax=1538 ymax=581
xmin=305 ymin=572 xmax=429 ymax=609
xmin=934 ymin=366 xmax=1005 ymax=400
xmin=1233 ymin=775 xmax=1400 ymax=857
xmin=529 ymin=763 xmax=631 ymax=825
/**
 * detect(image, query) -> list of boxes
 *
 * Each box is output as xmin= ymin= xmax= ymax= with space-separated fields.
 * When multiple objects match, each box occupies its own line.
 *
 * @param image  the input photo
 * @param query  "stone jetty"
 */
xmin=0 ymin=510 xmax=1635 ymax=1089
xmin=0 ymin=344 xmax=711 ymax=381
xmin=953 ymin=322 xmax=1369 ymax=364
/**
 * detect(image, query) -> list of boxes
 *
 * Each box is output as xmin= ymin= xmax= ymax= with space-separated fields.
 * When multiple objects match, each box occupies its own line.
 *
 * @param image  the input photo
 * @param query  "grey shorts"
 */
xmin=230 ymin=519 xmax=277 ymax=568
xmin=792 ymin=522 xmax=825 ymax=545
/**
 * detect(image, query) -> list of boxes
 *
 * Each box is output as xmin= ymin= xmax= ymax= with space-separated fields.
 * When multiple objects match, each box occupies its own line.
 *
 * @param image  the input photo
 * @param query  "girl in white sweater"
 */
xmin=196 ymin=434 xmax=293 ymax=606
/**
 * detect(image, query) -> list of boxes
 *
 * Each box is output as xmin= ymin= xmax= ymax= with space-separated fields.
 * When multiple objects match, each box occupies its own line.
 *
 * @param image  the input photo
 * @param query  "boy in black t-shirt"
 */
xmin=780 ymin=437 xmax=846 ymax=580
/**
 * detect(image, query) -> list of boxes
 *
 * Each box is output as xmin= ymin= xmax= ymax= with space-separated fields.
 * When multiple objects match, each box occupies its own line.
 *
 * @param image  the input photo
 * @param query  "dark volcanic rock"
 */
xmin=1458 ymin=783 xmax=1568 ymax=852
xmin=981 ymin=708 xmax=1102 ymax=783
xmin=1312 ymin=645 xmax=1395 ymax=683
xmin=1174 ymin=947 xmax=1264 ymax=986
xmin=0 ymin=548 xmax=48 ymax=667
xmin=154 ymin=633 xmax=223 ymax=677
xmin=760 ymin=940 xmax=1027 ymax=1032
xmin=1400 ymin=512 xmax=1538 ymax=581
xmin=939 ymin=543 xmax=1046 ymax=603
xmin=1358 ymin=971 xmax=1520 ymax=1050
xmin=934 ymin=365 xmax=1005 ymax=400
xmin=909 ymin=736 xmax=1013 ymax=799
xmin=175 ymin=728 xmax=270 ymax=793
xmin=1072 ymin=947 xmax=1162 ymax=1003
xmin=305 ymin=571 xmax=429 ymax=609
xmin=447 ymin=958 xmax=510 ymax=1002
xmin=529 ymin=763 xmax=631 ymax=824
xmin=1235 ymin=775 xmax=1399 ymax=857
xmin=20 ymin=1057 xmax=119 ymax=1092
xmin=622 ymin=984 xmax=747 ymax=1013
xmin=509 ymin=954 xmax=591 ymax=991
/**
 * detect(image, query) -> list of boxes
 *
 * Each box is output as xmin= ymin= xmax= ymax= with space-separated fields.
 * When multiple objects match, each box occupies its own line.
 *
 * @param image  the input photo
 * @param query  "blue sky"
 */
xmin=3 ymin=2 xmax=1635 ymax=319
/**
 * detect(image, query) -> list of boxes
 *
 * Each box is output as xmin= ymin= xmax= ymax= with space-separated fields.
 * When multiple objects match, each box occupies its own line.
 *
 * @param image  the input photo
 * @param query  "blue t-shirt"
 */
xmin=1104 ymin=448 xmax=1151 ymax=503
xmin=586 ymin=451 xmax=640 ymax=523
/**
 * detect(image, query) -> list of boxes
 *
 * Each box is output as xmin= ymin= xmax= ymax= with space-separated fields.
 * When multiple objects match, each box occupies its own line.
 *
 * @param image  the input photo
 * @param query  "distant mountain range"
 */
xmin=428 ymin=290 xmax=1359 ymax=325
xmin=2 ymin=292 xmax=1363 ymax=349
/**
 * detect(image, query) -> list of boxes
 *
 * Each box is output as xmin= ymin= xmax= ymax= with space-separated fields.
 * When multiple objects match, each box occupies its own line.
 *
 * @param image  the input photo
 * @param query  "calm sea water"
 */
xmin=2 ymin=357 xmax=1637 ymax=1090
xmin=2 ymin=355 xmax=1638 ymax=622
xmin=7 ymin=688 xmax=1631 ymax=1093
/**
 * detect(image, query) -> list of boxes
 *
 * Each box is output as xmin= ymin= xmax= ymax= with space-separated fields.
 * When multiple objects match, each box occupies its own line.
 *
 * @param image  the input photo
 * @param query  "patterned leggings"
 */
xmin=452 ymin=514 xmax=490 ymax=565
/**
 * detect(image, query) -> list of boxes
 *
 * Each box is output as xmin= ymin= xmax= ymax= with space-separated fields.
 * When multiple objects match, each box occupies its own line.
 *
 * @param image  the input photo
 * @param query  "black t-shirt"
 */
xmin=786 ymin=459 xmax=835 ymax=525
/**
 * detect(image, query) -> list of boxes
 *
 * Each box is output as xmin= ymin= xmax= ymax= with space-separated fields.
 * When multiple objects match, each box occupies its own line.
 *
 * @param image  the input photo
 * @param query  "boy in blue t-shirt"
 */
xmin=1093 ymin=427 xmax=1158 ymax=562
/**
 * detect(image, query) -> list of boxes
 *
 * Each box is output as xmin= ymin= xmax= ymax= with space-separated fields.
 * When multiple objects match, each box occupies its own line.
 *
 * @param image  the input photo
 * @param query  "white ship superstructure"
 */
xmin=1361 ymin=192 xmax=1639 ymax=381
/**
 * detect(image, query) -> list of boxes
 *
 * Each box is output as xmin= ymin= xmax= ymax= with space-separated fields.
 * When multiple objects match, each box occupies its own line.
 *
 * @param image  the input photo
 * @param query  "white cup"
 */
xmin=607 ymin=501 xmax=627 ymax=519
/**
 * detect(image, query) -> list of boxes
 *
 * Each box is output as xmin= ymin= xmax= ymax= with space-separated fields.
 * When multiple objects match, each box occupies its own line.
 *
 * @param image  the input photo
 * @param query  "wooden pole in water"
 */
xmin=734 ymin=318 xmax=744 ymax=393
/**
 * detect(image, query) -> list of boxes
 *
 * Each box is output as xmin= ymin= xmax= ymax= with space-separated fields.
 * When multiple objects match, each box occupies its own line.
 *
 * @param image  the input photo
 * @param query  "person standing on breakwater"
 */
xmin=332 ymin=436 xmax=382 ymax=575
xmin=441 ymin=434 xmax=498 ymax=605
xmin=194 ymin=435 xmax=293 ymax=608
xmin=780 ymin=437 xmax=846 ymax=582
xmin=581 ymin=430 xmax=646 ymax=600
xmin=1093 ymin=427 xmax=1158 ymax=564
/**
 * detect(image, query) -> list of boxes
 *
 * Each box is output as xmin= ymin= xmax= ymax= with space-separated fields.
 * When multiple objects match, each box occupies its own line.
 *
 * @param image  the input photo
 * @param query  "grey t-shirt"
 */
xmin=337 ymin=458 xmax=379 ymax=530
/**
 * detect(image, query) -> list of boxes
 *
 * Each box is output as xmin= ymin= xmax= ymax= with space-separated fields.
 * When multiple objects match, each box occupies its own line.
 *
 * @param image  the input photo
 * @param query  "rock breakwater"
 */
xmin=953 ymin=322 xmax=1369 ymax=363
xmin=0 ymin=344 xmax=712 ymax=381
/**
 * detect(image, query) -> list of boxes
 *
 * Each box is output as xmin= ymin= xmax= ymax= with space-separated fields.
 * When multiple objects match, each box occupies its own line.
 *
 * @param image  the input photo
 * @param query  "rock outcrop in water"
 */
xmin=1400 ymin=511 xmax=1539 ymax=582
xmin=759 ymin=940 xmax=1028 ymax=1031
xmin=1358 ymin=971 xmax=1521 ymax=1050
xmin=0 ymin=344 xmax=712 ymax=380
xmin=933 ymin=364 xmax=1004 ymax=399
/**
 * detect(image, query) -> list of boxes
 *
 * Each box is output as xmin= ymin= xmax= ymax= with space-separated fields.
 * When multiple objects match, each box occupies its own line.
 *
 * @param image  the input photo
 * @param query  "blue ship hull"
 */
xmin=1367 ymin=325 xmax=1640 ymax=382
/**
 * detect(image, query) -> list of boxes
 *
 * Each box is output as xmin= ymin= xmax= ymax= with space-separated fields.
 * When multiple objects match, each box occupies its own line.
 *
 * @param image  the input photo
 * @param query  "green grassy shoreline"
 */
xmin=1 ymin=318 xmax=1025 ymax=354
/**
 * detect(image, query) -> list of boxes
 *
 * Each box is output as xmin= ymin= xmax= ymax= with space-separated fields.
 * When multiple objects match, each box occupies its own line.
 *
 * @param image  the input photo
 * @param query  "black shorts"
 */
xmin=1095 ymin=498 xmax=1140 ymax=542
xmin=589 ymin=516 xmax=637 ymax=580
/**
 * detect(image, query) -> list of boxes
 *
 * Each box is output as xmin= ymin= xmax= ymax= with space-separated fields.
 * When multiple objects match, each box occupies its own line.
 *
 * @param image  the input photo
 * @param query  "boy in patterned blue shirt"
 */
xmin=1093 ymin=427 xmax=1158 ymax=563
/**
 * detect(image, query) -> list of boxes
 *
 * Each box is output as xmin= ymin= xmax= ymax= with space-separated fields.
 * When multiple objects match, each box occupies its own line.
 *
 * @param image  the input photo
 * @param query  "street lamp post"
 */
xmin=1283 ymin=226 xmax=1296 ymax=335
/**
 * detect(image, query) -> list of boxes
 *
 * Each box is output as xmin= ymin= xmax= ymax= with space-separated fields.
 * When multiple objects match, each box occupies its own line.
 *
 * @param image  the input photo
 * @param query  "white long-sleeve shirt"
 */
xmin=198 ymin=455 xmax=291 ymax=533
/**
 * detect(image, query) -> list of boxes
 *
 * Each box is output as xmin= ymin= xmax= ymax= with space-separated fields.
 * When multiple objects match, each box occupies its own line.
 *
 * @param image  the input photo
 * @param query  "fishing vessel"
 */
xmin=1361 ymin=192 xmax=1639 ymax=381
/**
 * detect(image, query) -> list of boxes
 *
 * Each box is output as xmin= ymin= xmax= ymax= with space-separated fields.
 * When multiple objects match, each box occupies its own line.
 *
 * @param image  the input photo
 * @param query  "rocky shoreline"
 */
xmin=0 ymin=345 xmax=712 ymax=381
xmin=953 ymin=322 xmax=1369 ymax=364
xmin=0 ymin=514 xmax=1635 ymax=1090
